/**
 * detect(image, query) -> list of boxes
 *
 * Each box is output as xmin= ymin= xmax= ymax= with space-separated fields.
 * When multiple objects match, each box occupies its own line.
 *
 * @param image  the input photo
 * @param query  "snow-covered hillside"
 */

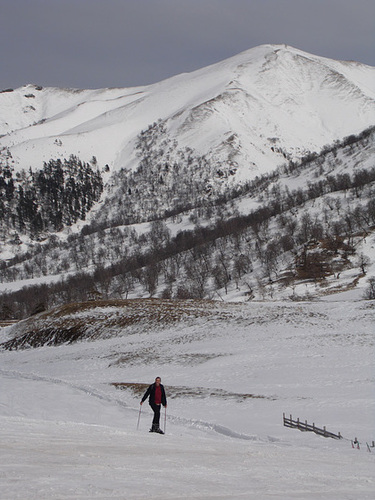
xmin=1 ymin=44 xmax=375 ymax=315
xmin=0 ymin=299 xmax=374 ymax=499
xmin=1 ymin=44 xmax=375 ymax=182
xmin=1 ymin=126 xmax=374 ymax=314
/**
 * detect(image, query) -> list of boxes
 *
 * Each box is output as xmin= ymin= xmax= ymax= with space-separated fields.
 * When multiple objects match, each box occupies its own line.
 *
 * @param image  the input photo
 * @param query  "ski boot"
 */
xmin=149 ymin=424 xmax=164 ymax=434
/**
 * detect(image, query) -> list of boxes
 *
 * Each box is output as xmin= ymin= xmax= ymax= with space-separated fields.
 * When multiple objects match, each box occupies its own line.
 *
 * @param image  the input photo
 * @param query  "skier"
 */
xmin=140 ymin=376 xmax=167 ymax=434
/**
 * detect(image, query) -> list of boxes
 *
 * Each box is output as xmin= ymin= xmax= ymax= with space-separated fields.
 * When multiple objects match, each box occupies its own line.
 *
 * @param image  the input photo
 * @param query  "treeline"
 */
xmin=0 ymin=155 xmax=103 ymax=236
xmin=1 ymin=161 xmax=374 ymax=318
xmin=263 ymin=167 xmax=375 ymax=217
xmin=4 ymin=159 xmax=373 ymax=283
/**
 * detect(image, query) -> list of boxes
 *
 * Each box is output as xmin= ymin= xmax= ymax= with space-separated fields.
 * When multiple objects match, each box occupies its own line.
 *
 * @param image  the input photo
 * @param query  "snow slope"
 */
xmin=0 ymin=299 xmax=374 ymax=499
xmin=1 ymin=45 xmax=374 ymax=183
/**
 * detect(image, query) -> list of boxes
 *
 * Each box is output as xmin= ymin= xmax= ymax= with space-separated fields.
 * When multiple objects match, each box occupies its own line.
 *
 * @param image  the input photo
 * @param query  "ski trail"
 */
xmin=167 ymin=414 xmax=270 ymax=441
xmin=0 ymin=369 xmax=274 ymax=442
xmin=0 ymin=368 xmax=129 ymax=408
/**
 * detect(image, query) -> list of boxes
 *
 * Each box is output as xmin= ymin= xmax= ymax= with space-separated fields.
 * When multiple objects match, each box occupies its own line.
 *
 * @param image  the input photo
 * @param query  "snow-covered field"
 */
xmin=0 ymin=299 xmax=374 ymax=499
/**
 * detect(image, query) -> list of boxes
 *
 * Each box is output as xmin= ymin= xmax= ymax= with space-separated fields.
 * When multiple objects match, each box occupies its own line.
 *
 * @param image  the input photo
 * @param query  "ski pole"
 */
xmin=137 ymin=404 xmax=142 ymax=430
xmin=164 ymin=406 xmax=167 ymax=434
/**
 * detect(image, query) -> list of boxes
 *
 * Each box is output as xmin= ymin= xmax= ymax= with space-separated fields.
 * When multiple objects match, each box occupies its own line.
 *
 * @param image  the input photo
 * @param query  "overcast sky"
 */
xmin=1 ymin=0 xmax=374 ymax=90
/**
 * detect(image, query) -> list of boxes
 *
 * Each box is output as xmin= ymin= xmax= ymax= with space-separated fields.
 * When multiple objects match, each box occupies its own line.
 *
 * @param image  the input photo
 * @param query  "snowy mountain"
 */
xmin=1 ymin=45 xmax=375 ymax=314
xmin=1 ymin=44 xmax=374 ymax=180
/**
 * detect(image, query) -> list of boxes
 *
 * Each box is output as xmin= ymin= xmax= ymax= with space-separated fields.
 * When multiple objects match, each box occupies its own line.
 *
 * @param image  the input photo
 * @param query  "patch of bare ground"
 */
xmin=112 ymin=382 xmax=273 ymax=401
xmin=320 ymin=273 xmax=364 ymax=296
xmin=109 ymin=351 xmax=224 ymax=367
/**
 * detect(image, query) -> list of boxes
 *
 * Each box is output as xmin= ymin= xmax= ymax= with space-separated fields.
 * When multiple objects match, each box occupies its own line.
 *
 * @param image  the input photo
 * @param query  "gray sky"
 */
xmin=1 ymin=0 xmax=374 ymax=90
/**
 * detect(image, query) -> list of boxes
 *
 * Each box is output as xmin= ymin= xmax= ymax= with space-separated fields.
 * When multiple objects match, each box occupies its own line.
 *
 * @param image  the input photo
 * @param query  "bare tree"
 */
xmin=363 ymin=277 xmax=375 ymax=299
xmin=141 ymin=265 xmax=159 ymax=297
xmin=357 ymin=253 xmax=371 ymax=275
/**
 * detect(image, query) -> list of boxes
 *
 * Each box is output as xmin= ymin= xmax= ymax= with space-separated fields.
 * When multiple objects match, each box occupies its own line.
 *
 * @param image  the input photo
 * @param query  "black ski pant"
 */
xmin=150 ymin=402 xmax=161 ymax=428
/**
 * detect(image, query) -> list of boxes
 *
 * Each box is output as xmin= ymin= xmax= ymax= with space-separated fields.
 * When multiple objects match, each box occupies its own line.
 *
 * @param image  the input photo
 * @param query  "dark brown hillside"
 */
xmin=0 ymin=298 xmax=232 ymax=351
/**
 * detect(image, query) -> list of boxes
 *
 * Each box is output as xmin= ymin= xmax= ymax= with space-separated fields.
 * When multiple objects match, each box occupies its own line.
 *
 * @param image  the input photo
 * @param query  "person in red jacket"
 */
xmin=140 ymin=377 xmax=167 ymax=434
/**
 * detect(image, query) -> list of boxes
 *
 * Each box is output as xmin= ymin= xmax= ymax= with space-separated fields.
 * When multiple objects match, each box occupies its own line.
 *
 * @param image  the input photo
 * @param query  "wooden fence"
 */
xmin=283 ymin=413 xmax=342 ymax=440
